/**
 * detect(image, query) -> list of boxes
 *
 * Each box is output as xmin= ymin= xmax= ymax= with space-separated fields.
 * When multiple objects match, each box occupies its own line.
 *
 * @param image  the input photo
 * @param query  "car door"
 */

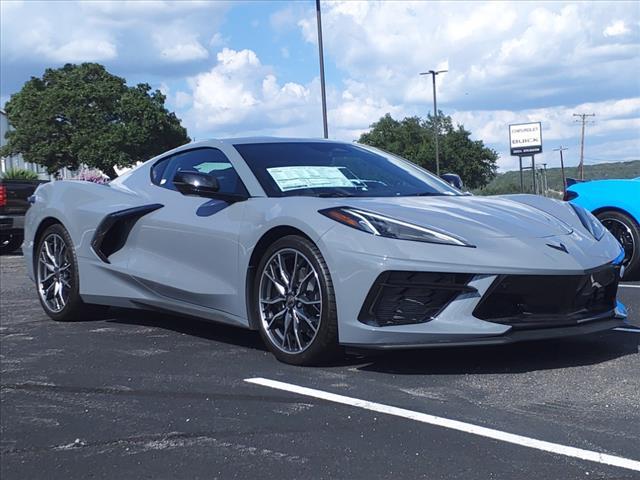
xmin=125 ymin=147 xmax=248 ymax=320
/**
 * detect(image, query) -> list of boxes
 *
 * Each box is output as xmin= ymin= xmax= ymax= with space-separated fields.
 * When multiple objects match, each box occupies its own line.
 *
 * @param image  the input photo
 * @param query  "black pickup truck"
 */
xmin=0 ymin=179 xmax=45 ymax=254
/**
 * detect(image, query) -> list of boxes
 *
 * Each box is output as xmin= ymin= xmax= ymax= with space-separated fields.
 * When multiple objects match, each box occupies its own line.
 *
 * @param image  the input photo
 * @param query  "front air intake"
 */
xmin=472 ymin=265 xmax=619 ymax=328
xmin=358 ymin=271 xmax=475 ymax=327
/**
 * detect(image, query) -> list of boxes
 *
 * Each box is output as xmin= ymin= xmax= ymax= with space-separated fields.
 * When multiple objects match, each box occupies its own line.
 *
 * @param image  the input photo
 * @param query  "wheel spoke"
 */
xmin=294 ymin=307 xmax=318 ymax=333
xmin=297 ymin=298 xmax=321 ymax=305
xmin=290 ymin=253 xmax=299 ymax=289
xmin=40 ymin=272 xmax=56 ymax=283
xmin=260 ymin=296 xmax=285 ymax=305
xmin=265 ymin=269 xmax=286 ymax=296
xmin=42 ymin=281 xmax=55 ymax=297
xmin=292 ymin=311 xmax=303 ymax=350
xmin=267 ymin=307 xmax=287 ymax=329
xmin=57 ymin=286 xmax=66 ymax=307
xmin=44 ymin=241 xmax=57 ymax=267
xmin=296 ymin=270 xmax=314 ymax=295
xmin=277 ymin=253 xmax=290 ymax=288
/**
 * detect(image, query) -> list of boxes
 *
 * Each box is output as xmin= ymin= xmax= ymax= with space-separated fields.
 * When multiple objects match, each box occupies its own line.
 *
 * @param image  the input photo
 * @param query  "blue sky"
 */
xmin=1 ymin=0 xmax=639 ymax=171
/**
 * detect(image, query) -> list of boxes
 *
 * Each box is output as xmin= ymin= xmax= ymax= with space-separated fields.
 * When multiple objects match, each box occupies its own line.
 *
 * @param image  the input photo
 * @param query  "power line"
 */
xmin=572 ymin=113 xmax=595 ymax=180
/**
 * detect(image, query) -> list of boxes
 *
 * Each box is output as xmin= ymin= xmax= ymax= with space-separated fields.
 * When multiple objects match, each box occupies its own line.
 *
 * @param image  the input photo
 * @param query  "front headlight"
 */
xmin=319 ymin=207 xmax=474 ymax=247
xmin=570 ymin=204 xmax=606 ymax=240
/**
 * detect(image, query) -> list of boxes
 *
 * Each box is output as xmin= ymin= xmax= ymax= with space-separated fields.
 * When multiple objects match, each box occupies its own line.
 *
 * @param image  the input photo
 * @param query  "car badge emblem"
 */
xmin=546 ymin=242 xmax=568 ymax=253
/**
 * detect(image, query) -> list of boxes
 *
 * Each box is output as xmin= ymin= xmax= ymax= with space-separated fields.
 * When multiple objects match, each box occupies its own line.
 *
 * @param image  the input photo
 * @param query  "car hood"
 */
xmin=338 ymin=195 xmax=574 ymax=240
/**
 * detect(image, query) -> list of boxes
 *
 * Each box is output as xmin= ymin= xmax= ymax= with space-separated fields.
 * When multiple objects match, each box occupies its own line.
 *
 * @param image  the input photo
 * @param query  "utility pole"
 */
xmin=553 ymin=146 xmax=569 ymax=195
xmin=316 ymin=0 xmax=328 ymax=139
xmin=420 ymin=69 xmax=447 ymax=176
xmin=573 ymin=113 xmax=595 ymax=180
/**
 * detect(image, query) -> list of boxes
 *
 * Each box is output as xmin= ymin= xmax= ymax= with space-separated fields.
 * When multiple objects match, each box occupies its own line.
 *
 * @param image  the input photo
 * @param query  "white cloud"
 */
xmin=297 ymin=1 xmax=639 ymax=108
xmin=159 ymin=41 xmax=208 ymax=62
xmin=603 ymin=20 xmax=630 ymax=37
xmin=46 ymin=39 xmax=117 ymax=63
xmin=0 ymin=0 xmax=227 ymax=65
xmin=185 ymin=48 xmax=315 ymax=133
xmin=289 ymin=1 xmax=640 ymax=169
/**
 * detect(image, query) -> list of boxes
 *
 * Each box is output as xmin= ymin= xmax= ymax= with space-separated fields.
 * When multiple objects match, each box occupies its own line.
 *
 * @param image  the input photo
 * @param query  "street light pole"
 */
xmin=420 ymin=69 xmax=447 ymax=176
xmin=316 ymin=0 xmax=328 ymax=139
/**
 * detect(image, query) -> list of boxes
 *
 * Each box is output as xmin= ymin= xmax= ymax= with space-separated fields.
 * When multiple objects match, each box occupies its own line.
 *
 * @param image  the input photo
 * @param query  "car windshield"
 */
xmin=233 ymin=142 xmax=461 ymax=198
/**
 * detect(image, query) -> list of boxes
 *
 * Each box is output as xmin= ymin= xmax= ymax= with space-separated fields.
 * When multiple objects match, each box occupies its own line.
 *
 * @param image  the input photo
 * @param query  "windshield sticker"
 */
xmin=267 ymin=166 xmax=356 ymax=192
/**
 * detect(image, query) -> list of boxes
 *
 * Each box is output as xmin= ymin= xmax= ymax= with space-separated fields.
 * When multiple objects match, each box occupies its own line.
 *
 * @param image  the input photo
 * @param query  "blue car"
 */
xmin=565 ymin=178 xmax=640 ymax=280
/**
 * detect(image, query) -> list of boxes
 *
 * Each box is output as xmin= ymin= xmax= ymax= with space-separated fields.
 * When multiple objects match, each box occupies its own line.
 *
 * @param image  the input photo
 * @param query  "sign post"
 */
xmin=509 ymin=122 xmax=543 ymax=193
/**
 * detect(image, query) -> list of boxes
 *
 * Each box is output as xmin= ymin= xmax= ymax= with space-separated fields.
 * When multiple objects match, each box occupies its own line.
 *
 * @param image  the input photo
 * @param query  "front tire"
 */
xmin=35 ymin=224 xmax=108 ymax=321
xmin=254 ymin=235 xmax=340 ymax=365
xmin=596 ymin=210 xmax=640 ymax=281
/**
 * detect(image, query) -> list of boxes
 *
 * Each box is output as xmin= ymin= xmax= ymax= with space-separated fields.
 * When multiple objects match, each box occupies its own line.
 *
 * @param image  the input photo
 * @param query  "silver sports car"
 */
xmin=24 ymin=138 xmax=629 ymax=365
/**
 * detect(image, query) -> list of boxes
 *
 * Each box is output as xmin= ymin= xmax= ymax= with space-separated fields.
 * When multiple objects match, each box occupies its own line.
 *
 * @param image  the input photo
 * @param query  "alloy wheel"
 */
xmin=258 ymin=248 xmax=322 ymax=353
xmin=37 ymin=233 xmax=72 ymax=313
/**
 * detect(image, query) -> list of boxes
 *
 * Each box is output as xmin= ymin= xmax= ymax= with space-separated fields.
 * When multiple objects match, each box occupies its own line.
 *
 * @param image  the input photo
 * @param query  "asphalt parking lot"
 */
xmin=1 ymin=254 xmax=639 ymax=479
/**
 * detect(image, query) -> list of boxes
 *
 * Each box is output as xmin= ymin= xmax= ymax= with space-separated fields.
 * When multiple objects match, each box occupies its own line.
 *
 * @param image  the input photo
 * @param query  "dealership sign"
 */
xmin=509 ymin=122 xmax=542 ymax=156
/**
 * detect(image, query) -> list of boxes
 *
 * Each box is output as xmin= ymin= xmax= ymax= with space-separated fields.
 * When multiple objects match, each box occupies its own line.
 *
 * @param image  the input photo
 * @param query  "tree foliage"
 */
xmin=0 ymin=63 xmax=190 ymax=178
xmin=358 ymin=113 xmax=498 ymax=189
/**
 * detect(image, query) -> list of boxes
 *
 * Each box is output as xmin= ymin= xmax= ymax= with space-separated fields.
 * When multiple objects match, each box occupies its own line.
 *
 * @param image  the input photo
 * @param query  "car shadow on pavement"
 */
xmin=105 ymin=308 xmax=268 ymax=352
xmin=98 ymin=307 xmax=638 ymax=373
xmin=354 ymin=331 xmax=639 ymax=375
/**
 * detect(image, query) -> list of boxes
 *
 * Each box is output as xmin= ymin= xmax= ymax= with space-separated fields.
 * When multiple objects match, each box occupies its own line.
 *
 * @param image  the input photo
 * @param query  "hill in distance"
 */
xmin=475 ymin=160 xmax=640 ymax=196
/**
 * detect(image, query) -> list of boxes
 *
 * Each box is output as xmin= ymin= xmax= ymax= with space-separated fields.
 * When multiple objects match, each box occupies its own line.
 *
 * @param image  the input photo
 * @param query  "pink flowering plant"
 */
xmin=72 ymin=169 xmax=109 ymax=184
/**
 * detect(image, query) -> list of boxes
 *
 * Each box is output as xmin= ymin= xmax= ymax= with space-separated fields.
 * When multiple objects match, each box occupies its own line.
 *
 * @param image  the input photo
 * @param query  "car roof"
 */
xmin=208 ymin=136 xmax=351 ymax=146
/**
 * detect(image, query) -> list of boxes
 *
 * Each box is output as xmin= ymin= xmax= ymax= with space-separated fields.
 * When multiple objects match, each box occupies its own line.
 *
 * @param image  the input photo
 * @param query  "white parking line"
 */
xmin=619 ymin=284 xmax=640 ymax=289
xmin=245 ymin=377 xmax=640 ymax=473
xmin=614 ymin=328 xmax=640 ymax=333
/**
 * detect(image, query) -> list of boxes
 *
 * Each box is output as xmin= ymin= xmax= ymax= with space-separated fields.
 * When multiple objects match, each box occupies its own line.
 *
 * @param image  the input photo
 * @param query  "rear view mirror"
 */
xmin=441 ymin=173 xmax=464 ymax=190
xmin=173 ymin=171 xmax=219 ymax=197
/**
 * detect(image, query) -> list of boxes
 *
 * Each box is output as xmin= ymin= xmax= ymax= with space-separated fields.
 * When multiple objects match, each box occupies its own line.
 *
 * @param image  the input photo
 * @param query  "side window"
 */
xmin=158 ymin=148 xmax=247 ymax=195
xmin=151 ymin=156 xmax=170 ymax=185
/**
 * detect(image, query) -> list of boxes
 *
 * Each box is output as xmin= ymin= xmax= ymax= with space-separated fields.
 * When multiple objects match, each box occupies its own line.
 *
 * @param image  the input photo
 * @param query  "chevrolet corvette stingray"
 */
xmin=24 ymin=138 xmax=629 ymax=364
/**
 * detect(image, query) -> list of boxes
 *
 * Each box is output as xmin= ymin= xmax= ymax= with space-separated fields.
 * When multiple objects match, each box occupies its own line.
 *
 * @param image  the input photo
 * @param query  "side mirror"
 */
xmin=173 ymin=171 xmax=219 ymax=197
xmin=441 ymin=173 xmax=464 ymax=190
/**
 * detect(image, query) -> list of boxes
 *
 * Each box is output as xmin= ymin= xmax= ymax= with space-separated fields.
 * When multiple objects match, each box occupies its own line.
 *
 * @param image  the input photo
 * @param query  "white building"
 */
xmin=1 ymin=109 xmax=51 ymax=179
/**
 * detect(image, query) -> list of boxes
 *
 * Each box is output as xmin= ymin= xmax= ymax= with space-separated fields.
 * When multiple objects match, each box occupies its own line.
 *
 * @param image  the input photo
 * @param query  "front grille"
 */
xmin=358 ymin=271 xmax=475 ymax=327
xmin=473 ymin=265 xmax=620 ymax=328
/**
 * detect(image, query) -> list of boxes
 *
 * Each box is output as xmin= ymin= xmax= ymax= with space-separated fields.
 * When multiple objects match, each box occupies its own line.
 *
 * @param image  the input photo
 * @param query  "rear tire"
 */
xmin=596 ymin=210 xmax=640 ymax=281
xmin=0 ymin=234 xmax=22 ymax=255
xmin=35 ymin=224 xmax=109 ymax=321
xmin=253 ymin=235 xmax=340 ymax=365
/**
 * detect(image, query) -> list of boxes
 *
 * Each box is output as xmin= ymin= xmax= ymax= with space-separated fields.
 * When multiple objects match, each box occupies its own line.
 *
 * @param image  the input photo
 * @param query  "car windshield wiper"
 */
xmin=316 ymin=191 xmax=358 ymax=198
xmin=408 ymin=192 xmax=447 ymax=197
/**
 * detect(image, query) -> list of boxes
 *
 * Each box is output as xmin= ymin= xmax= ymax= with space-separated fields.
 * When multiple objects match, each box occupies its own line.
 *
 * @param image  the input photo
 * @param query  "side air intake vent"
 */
xmin=358 ymin=271 xmax=475 ymax=327
xmin=91 ymin=204 xmax=163 ymax=263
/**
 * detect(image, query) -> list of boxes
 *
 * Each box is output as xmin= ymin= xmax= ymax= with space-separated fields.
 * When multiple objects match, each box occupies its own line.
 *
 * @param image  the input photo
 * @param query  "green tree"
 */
xmin=0 ymin=63 xmax=190 ymax=179
xmin=359 ymin=112 xmax=498 ymax=189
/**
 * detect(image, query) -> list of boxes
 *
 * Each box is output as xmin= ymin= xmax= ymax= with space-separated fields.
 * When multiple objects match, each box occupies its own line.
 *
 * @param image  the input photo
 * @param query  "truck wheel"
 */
xmin=0 ymin=234 xmax=22 ymax=255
